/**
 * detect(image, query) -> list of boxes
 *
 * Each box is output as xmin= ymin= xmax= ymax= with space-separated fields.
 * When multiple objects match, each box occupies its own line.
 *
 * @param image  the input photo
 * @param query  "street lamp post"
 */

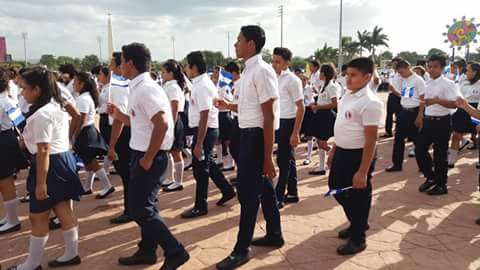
xmin=338 ymin=0 xmax=343 ymax=70
xmin=97 ymin=36 xmax=102 ymax=61
xmin=21 ymin=32 xmax=27 ymax=67
xmin=278 ymin=5 xmax=284 ymax=47
xmin=171 ymin=36 xmax=176 ymax=59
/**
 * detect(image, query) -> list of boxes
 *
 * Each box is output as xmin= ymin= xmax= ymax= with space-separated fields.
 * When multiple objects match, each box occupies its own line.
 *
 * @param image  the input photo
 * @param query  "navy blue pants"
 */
xmin=328 ymin=147 xmax=376 ymax=244
xmin=192 ymin=128 xmax=235 ymax=211
xmin=113 ymin=127 xmax=131 ymax=216
xmin=233 ymin=128 xmax=282 ymax=255
xmin=129 ymin=150 xmax=184 ymax=258
xmin=392 ymin=108 xmax=419 ymax=168
xmin=275 ymin=118 xmax=298 ymax=203
xmin=385 ymin=93 xmax=401 ymax=135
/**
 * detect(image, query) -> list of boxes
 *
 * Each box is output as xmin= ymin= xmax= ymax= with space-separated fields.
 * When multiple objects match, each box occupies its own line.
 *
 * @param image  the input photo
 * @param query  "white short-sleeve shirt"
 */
xmin=98 ymin=84 xmax=109 ymax=114
xmin=303 ymin=84 xmax=315 ymax=106
xmin=334 ymin=85 xmax=384 ymax=149
xmin=310 ymin=70 xmax=323 ymax=91
xmin=278 ymin=69 xmax=303 ymax=119
xmin=231 ymin=79 xmax=241 ymax=117
xmin=75 ymin=92 xmax=96 ymax=128
xmin=316 ymin=83 xmax=338 ymax=106
xmin=237 ymin=54 xmax=280 ymax=130
xmin=398 ymin=73 xmax=426 ymax=109
xmin=164 ymin=80 xmax=185 ymax=113
xmin=57 ymin=82 xmax=76 ymax=107
xmin=8 ymin=80 xmax=19 ymax=105
xmin=424 ymin=75 xmax=461 ymax=116
xmin=188 ymin=73 xmax=219 ymax=129
xmin=460 ymin=80 xmax=480 ymax=104
xmin=128 ymin=72 xmax=174 ymax=152
xmin=0 ymin=92 xmax=15 ymax=130
xmin=109 ymin=79 xmax=130 ymax=125
xmin=23 ymin=101 xmax=70 ymax=154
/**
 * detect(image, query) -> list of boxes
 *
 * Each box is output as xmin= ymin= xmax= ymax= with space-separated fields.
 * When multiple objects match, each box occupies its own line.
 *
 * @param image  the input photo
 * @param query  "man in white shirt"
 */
xmin=181 ymin=51 xmax=236 ymax=219
xmin=415 ymin=54 xmax=461 ymax=196
xmin=309 ymin=60 xmax=322 ymax=92
xmin=108 ymin=43 xmax=189 ymax=269
xmin=271 ymin=47 xmax=305 ymax=208
xmin=337 ymin=64 xmax=348 ymax=97
xmin=383 ymin=58 xmax=403 ymax=138
xmin=215 ymin=25 xmax=283 ymax=270
xmin=107 ymin=51 xmax=133 ymax=225
xmin=386 ymin=60 xmax=426 ymax=172
xmin=327 ymin=57 xmax=383 ymax=256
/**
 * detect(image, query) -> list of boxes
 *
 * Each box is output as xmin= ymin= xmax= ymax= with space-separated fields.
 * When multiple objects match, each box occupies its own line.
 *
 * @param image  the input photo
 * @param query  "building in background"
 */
xmin=0 ymin=37 xmax=6 ymax=62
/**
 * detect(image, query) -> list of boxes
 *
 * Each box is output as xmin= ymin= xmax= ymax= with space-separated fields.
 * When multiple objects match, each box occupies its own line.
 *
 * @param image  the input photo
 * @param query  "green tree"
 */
xmin=342 ymin=36 xmax=361 ymax=62
xmin=291 ymin=56 xmax=307 ymax=71
xmin=313 ymin=43 xmax=338 ymax=65
xmin=427 ymin=48 xmax=447 ymax=58
xmin=367 ymin=26 xmax=389 ymax=60
xmin=81 ymin=55 xmax=101 ymax=72
xmin=261 ymin=49 xmax=272 ymax=63
xmin=379 ymin=51 xmax=393 ymax=61
xmin=356 ymin=30 xmax=370 ymax=56
xmin=396 ymin=51 xmax=419 ymax=65
xmin=39 ymin=54 xmax=57 ymax=69
xmin=202 ymin=50 xmax=226 ymax=68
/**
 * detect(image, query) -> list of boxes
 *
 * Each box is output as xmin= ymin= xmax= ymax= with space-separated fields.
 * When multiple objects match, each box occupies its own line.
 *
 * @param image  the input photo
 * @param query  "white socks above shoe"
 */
xmin=183 ymin=149 xmax=192 ymax=168
xmin=318 ymin=149 xmax=326 ymax=171
xmin=174 ymin=160 xmax=184 ymax=185
xmin=448 ymin=149 xmax=458 ymax=165
xmin=17 ymin=235 xmax=49 ymax=270
xmin=103 ymin=156 xmax=112 ymax=174
xmin=57 ymin=226 xmax=79 ymax=262
xmin=84 ymin=171 xmax=95 ymax=191
xmin=95 ymin=168 xmax=112 ymax=195
xmin=0 ymin=198 xmax=20 ymax=232
xmin=306 ymin=139 xmax=314 ymax=160
xmin=161 ymin=155 xmax=174 ymax=185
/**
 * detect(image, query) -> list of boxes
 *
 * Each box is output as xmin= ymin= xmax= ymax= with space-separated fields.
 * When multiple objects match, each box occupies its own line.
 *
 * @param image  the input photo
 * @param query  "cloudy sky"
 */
xmin=0 ymin=0 xmax=479 ymax=61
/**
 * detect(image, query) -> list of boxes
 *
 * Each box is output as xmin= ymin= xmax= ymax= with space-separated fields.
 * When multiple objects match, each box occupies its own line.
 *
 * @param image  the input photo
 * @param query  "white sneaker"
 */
xmin=161 ymin=179 xmax=175 ymax=187
xmin=163 ymin=181 xmax=183 ymax=192
xmin=303 ymin=159 xmax=311 ymax=165
xmin=408 ymin=148 xmax=415 ymax=157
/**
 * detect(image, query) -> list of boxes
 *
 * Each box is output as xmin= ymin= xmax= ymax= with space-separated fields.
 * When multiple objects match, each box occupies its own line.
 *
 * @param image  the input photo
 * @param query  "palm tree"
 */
xmin=342 ymin=36 xmax=361 ymax=61
xmin=313 ymin=43 xmax=339 ymax=65
xmin=356 ymin=30 xmax=370 ymax=56
xmin=368 ymin=26 xmax=389 ymax=60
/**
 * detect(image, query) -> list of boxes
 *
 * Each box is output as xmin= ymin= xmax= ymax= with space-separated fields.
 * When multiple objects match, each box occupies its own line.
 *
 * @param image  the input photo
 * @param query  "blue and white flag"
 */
xmin=471 ymin=117 xmax=480 ymax=126
xmin=6 ymin=106 xmax=25 ymax=126
xmin=324 ymin=186 xmax=353 ymax=197
xmin=110 ymin=72 xmax=129 ymax=88
xmin=218 ymin=69 xmax=233 ymax=89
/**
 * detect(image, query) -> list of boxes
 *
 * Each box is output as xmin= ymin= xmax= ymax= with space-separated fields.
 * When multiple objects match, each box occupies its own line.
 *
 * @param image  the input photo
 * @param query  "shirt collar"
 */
xmin=129 ymin=72 xmax=150 ymax=90
xmin=164 ymin=80 xmax=178 ymax=87
xmin=245 ymin=54 xmax=262 ymax=69
xmin=192 ymin=73 xmax=208 ymax=84
xmin=279 ymin=68 xmax=291 ymax=78
xmin=349 ymin=84 xmax=370 ymax=97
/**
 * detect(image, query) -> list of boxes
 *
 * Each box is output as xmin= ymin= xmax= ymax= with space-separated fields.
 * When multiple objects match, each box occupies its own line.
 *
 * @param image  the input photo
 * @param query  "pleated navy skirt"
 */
xmin=74 ymin=124 xmax=108 ymax=164
xmin=0 ymin=129 xmax=29 ymax=179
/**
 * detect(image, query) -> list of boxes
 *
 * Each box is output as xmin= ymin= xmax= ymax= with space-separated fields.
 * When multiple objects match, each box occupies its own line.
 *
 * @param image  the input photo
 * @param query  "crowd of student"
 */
xmin=0 ymin=24 xmax=479 ymax=270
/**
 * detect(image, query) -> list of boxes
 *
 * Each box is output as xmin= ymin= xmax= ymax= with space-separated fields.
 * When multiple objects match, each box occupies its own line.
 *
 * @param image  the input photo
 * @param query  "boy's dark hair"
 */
xmin=112 ymin=52 xmax=122 ymax=67
xmin=121 ymin=42 xmax=151 ymax=73
xmin=8 ymin=68 xmax=17 ymax=80
xmin=58 ymin=63 xmax=77 ymax=78
xmin=341 ymin=64 xmax=348 ymax=72
xmin=309 ymin=60 xmax=320 ymax=70
xmin=453 ymin=58 xmax=467 ymax=73
xmin=225 ymin=61 xmax=241 ymax=74
xmin=240 ymin=25 xmax=266 ymax=54
xmin=99 ymin=66 xmax=110 ymax=77
xmin=91 ymin=65 xmax=102 ymax=76
xmin=428 ymin=54 xmax=447 ymax=68
xmin=0 ymin=68 xmax=9 ymax=93
xmin=391 ymin=57 xmax=404 ymax=63
xmin=348 ymin=57 xmax=374 ymax=75
xmin=416 ymin=59 xmax=427 ymax=67
xmin=273 ymin=47 xmax=293 ymax=62
xmin=468 ymin=62 xmax=480 ymax=85
xmin=186 ymin=51 xmax=207 ymax=74
xmin=396 ymin=59 xmax=411 ymax=70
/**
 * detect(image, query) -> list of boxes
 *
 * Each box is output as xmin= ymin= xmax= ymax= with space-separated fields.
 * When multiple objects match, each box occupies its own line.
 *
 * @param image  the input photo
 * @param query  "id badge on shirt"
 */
xmin=401 ymin=86 xmax=415 ymax=99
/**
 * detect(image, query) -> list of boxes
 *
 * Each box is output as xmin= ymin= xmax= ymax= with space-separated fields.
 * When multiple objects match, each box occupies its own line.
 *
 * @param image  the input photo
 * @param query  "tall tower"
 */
xmin=107 ymin=13 xmax=114 ymax=59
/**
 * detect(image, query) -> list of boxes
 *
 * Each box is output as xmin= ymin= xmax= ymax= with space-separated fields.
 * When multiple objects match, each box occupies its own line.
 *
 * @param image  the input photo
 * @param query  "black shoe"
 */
xmin=49 ymin=217 xmax=61 ymax=230
xmin=448 ymin=164 xmax=455 ymax=169
xmin=0 ymin=223 xmax=21 ymax=235
xmin=118 ymin=250 xmax=157 ymax=266
xmin=309 ymin=170 xmax=326 ymax=176
xmin=385 ymin=166 xmax=402 ymax=172
xmin=277 ymin=202 xmax=284 ymax=209
xmin=183 ymin=164 xmax=192 ymax=171
xmin=427 ymin=185 xmax=448 ymax=196
xmin=160 ymin=250 xmax=190 ymax=270
xmin=381 ymin=133 xmax=393 ymax=138
xmin=251 ymin=235 xmax=285 ymax=247
xmin=222 ymin=167 xmax=235 ymax=172
xmin=163 ymin=185 xmax=184 ymax=192
xmin=216 ymin=191 xmax=236 ymax=206
xmin=418 ymin=180 xmax=435 ymax=193
xmin=6 ymin=265 xmax=43 ymax=270
xmin=110 ymin=169 xmax=119 ymax=175
xmin=284 ymin=194 xmax=299 ymax=203
xmin=475 ymin=217 xmax=480 ymax=225
xmin=82 ymin=189 xmax=93 ymax=195
xmin=20 ymin=193 xmax=30 ymax=203
xmin=468 ymin=144 xmax=477 ymax=150
xmin=230 ymin=178 xmax=239 ymax=186
xmin=476 ymin=163 xmax=480 ymax=169
xmin=48 ymin=256 xmax=81 ymax=268
xmin=216 ymin=253 xmax=250 ymax=270
xmin=337 ymin=240 xmax=367 ymax=255
xmin=181 ymin=208 xmax=208 ymax=219
xmin=95 ymin=187 xmax=115 ymax=199
xmin=110 ymin=214 xmax=133 ymax=224
xmin=337 ymin=225 xmax=370 ymax=239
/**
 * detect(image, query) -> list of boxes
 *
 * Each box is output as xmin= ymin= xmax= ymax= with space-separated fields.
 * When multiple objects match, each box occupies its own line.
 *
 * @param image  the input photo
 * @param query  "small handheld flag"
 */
xmin=218 ymin=69 xmax=233 ymax=89
xmin=324 ymin=186 xmax=353 ymax=197
xmin=109 ymin=72 xmax=129 ymax=102
xmin=471 ymin=117 xmax=480 ymax=126
xmin=6 ymin=106 xmax=25 ymax=126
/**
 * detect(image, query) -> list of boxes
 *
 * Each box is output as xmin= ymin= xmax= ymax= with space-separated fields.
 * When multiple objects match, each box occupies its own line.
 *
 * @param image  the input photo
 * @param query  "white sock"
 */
xmin=306 ymin=140 xmax=314 ymax=160
xmin=103 ymin=156 xmax=112 ymax=174
xmin=96 ymin=168 xmax=112 ymax=195
xmin=318 ymin=149 xmax=326 ymax=171
xmin=57 ymin=226 xmax=79 ymax=262
xmin=160 ymin=154 xmax=174 ymax=183
xmin=4 ymin=198 xmax=19 ymax=225
xmin=186 ymin=136 xmax=193 ymax=148
xmin=84 ymin=172 xmax=95 ymax=191
xmin=183 ymin=149 xmax=192 ymax=167
xmin=449 ymin=149 xmax=458 ymax=165
xmin=174 ymin=161 xmax=184 ymax=185
xmin=17 ymin=235 xmax=49 ymax=270
xmin=0 ymin=216 xmax=6 ymax=224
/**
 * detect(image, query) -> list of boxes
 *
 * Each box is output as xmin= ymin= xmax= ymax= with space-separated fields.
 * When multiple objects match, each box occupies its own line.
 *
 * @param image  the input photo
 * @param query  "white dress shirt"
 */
xmin=397 ymin=73 xmax=426 ymax=109
xmin=0 ymin=91 xmax=15 ymax=130
xmin=424 ymin=75 xmax=461 ymax=116
xmin=127 ymin=72 xmax=174 ymax=152
xmin=237 ymin=54 xmax=280 ymax=130
xmin=188 ymin=73 xmax=219 ymax=129
xmin=164 ymin=80 xmax=185 ymax=113
xmin=334 ymin=85 xmax=384 ymax=149
xmin=278 ymin=69 xmax=303 ymax=119
xmin=109 ymin=79 xmax=130 ymax=125
xmin=75 ymin=92 xmax=96 ymax=128
xmin=460 ymin=80 xmax=480 ymax=104
xmin=316 ymin=83 xmax=338 ymax=106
